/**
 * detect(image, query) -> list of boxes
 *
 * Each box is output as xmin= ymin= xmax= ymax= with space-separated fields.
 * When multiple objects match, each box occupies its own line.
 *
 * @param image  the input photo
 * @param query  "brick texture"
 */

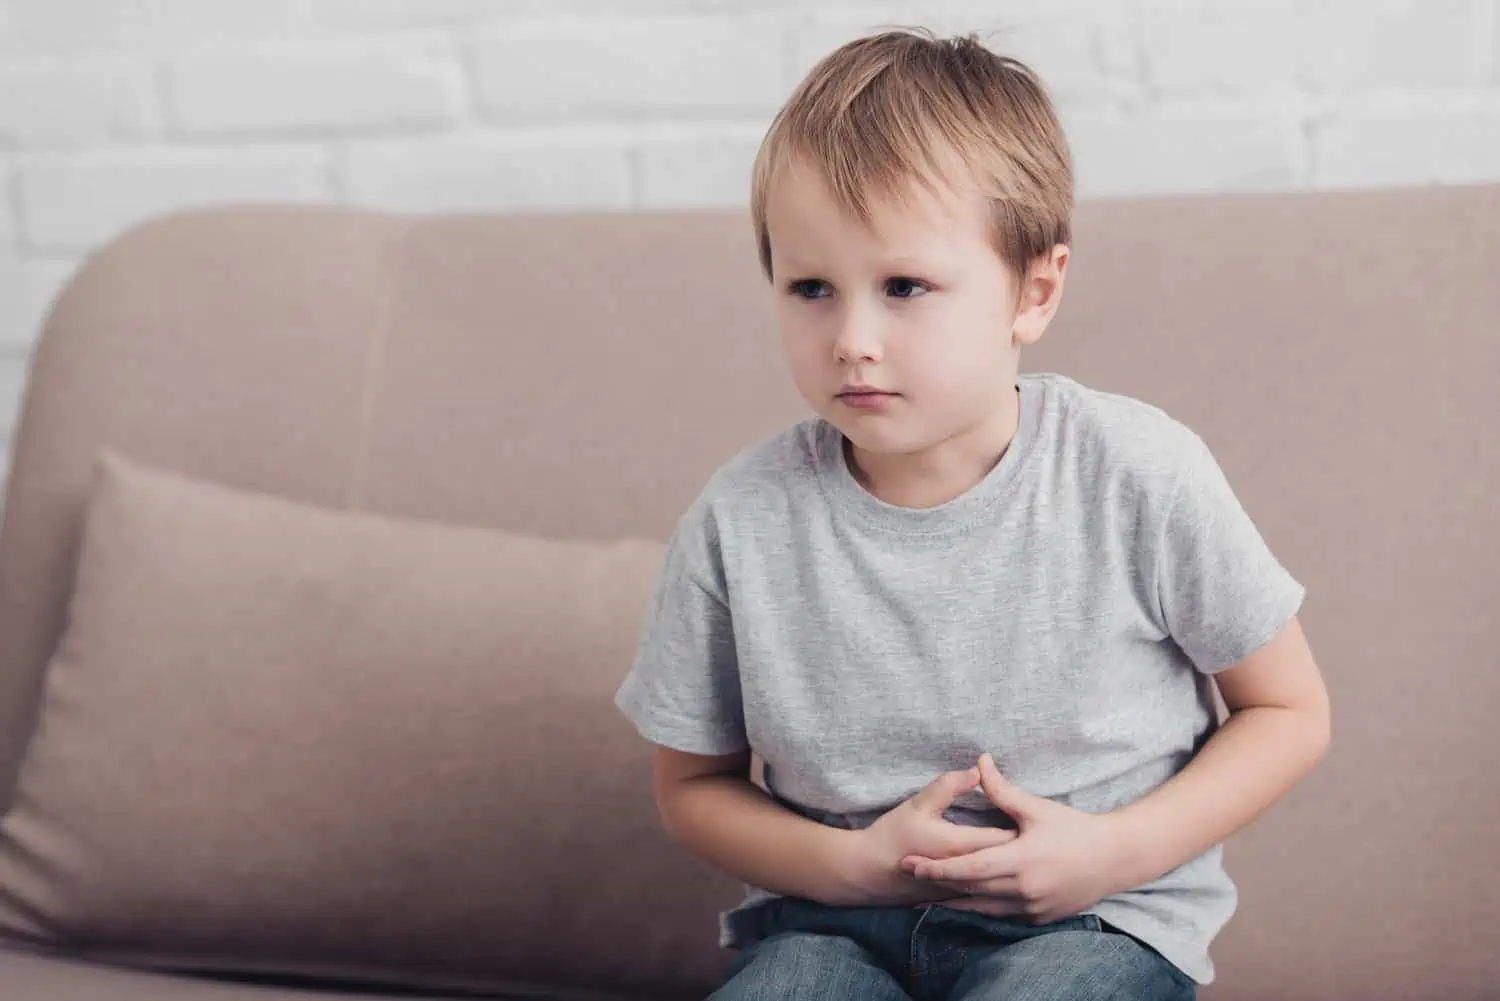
xmin=343 ymin=132 xmax=633 ymax=212
xmin=1137 ymin=3 xmax=1300 ymax=99
xmin=472 ymin=18 xmax=787 ymax=117
xmin=636 ymin=124 xmax=768 ymax=208
xmin=1301 ymin=0 xmax=1486 ymax=92
xmin=1314 ymin=101 xmax=1500 ymax=186
xmin=168 ymin=37 xmax=467 ymax=137
xmin=1066 ymin=108 xmax=1301 ymax=195
xmin=17 ymin=148 xmax=331 ymax=252
xmin=0 ymin=61 xmax=162 ymax=146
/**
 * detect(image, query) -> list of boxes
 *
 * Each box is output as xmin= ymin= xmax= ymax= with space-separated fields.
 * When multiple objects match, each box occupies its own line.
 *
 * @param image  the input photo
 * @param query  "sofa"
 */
xmin=0 ymin=186 xmax=1495 ymax=1001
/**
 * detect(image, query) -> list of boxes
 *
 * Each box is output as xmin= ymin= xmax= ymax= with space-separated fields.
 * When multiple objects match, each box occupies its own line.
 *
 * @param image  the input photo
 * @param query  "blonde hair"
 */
xmin=750 ymin=28 xmax=1074 ymax=282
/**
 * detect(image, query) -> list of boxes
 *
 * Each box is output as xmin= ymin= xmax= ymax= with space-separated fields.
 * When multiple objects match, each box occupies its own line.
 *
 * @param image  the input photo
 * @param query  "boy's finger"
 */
xmin=931 ymin=822 xmax=1018 ymax=857
xmin=911 ymin=767 xmax=981 ymax=814
xmin=941 ymin=876 xmax=1023 ymax=897
xmin=912 ymin=843 xmax=1023 ymax=882
xmin=977 ymin=753 xmax=1044 ymax=824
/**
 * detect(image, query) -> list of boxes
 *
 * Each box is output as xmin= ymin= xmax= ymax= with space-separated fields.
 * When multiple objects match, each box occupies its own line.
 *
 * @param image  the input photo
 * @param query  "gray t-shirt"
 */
xmin=615 ymin=371 xmax=1305 ymax=984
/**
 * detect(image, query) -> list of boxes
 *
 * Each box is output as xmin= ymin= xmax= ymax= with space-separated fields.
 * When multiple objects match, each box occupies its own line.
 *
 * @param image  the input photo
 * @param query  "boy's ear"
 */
xmin=1012 ymin=244 xmax=1069 ymax=347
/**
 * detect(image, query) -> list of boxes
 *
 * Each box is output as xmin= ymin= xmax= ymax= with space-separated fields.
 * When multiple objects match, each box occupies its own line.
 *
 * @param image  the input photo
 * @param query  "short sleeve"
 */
xmin=1154 ymin=433 xmax=1306 ymax=674
xmin=614 ymin=498 xmax=748 ymax=755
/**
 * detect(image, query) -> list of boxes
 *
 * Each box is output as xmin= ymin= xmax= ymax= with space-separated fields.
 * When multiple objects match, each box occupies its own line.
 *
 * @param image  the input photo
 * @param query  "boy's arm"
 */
xmin=1109 ymin=429 xmax=1330 ymax=884
xmin=653 ymin=747 xmax=872 ymax=907
xmin=1109 ymin=614 xmax=1330 ymax=885
xmin=653 ymin=747 xmax=1015 ymax=908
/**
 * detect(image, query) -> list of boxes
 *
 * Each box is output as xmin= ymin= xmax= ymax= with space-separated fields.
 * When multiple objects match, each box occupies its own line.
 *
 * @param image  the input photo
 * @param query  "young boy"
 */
xmin=615 ymin=28 xmax=1330 ymax=1001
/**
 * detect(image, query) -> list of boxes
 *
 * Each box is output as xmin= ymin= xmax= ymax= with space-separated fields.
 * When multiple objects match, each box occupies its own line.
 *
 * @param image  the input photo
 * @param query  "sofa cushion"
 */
xmin=0 ymin=946 xmax=530 ymax=1001
xmin=0 ymin=451 xmax=726 ymax=999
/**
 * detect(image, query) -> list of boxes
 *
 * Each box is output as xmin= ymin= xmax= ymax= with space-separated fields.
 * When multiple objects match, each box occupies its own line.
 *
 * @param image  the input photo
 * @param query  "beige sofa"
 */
xmin=0 ymin=187 xmax=1496 ymax=1000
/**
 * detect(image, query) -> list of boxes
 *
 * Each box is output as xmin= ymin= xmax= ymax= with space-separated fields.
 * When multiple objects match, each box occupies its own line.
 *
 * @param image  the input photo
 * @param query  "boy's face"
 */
xmin=764 ymin=159 xmax=1065 ymax=460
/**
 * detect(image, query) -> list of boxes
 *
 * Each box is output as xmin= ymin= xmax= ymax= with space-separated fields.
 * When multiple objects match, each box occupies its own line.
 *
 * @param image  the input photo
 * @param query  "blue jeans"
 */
xmin=711 ymin=898 xmax=1196 ymax=1001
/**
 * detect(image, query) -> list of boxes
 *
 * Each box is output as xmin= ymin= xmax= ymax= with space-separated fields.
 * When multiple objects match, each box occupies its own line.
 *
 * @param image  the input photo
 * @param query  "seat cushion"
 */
xmin=0 ymin=452 xmax=727 ymax=999
xmin=0 ymin=946 xmax=523 ymax=1001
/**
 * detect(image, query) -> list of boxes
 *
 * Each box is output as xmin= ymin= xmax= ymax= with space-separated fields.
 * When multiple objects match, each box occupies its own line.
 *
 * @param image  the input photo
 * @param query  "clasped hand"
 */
xmin=862 ymin=753 xmax=1129 ymax=924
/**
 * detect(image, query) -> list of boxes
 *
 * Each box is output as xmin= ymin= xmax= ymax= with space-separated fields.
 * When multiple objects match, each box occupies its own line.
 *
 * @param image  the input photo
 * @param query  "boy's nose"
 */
xmin=833 ymin=311 xmax=883 ymax=364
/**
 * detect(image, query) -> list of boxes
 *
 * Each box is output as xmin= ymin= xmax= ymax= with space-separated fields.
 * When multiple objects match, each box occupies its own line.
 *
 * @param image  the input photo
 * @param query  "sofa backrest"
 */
xmin=1 ymin=188 xmax=1497 ymax=999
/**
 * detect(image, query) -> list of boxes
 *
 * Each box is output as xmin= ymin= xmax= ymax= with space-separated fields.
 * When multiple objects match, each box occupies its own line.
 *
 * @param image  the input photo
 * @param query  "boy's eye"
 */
xmin=886 ymin=277 xmax=930 ymax=299
xmin=789 ymin=279 xmax=831 ymax=300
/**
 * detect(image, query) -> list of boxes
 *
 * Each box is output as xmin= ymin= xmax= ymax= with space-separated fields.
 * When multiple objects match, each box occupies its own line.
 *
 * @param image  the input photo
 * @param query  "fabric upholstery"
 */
xmin=0 ymin=452 xmax=715 ymax=999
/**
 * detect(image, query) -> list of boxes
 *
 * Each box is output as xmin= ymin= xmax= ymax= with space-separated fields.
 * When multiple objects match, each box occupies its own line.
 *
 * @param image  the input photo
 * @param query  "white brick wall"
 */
xmin=0 ymin=61 xmax=162 ymax=146
xmin=1068 ymin=107 xmax=1304 ymax=196
xmin=169 ymin=37 xmax=467 ymax=137
xmin=1301 ymin=0 xmax=1487 ymax=92
xmin=1315 ymin=101 xmax=1500 ymax=186
xmin=17 ymin=147 xmax=333 ymax=253
xmin=472 ymin=18 xmax=789 ymax=118
xmin=636 ymin=124 xmax=768 ymax=209
xmin=0 ymin=0 xmax=306 ymax=54
xmin=1135 ymin=3 xmax=1301 ymax=99
xmin=1 ymin=0 xmax=1498 ymax=474
xmin=343 ymin=131 xmax=633 ymax=212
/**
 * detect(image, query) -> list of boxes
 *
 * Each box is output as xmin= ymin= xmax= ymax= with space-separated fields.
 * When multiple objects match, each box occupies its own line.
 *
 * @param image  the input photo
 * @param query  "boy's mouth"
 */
xmin=836 ymin=386 xmax=900 ymax=410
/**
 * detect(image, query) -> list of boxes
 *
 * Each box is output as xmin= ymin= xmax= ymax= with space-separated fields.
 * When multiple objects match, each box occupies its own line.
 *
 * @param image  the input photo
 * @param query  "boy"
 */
xmin=615 ymin=28 xmax=1330 ymax=1001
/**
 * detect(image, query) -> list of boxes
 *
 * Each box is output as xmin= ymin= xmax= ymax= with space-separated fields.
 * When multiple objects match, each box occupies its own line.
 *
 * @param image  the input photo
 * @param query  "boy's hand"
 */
xmin=846 ymin=766 xmax=1019 ymax=906
xmin=899 ymin=753 xmax=1129 ymax=924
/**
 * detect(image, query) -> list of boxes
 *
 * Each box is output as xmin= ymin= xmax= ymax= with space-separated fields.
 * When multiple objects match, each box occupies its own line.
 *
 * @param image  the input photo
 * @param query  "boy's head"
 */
xmin=751 ymin=29 xmax=1074 ymax=462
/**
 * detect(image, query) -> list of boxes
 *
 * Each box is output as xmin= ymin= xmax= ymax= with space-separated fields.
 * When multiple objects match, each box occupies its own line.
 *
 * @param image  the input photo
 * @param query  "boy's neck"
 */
xmin=846 ymin=386 xmax=1022 ymax=510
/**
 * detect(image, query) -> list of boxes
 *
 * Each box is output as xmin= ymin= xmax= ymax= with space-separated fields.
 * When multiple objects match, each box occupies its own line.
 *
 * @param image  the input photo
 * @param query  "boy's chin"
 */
xmin=829 ymin=417 xmax=932 ymax=458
